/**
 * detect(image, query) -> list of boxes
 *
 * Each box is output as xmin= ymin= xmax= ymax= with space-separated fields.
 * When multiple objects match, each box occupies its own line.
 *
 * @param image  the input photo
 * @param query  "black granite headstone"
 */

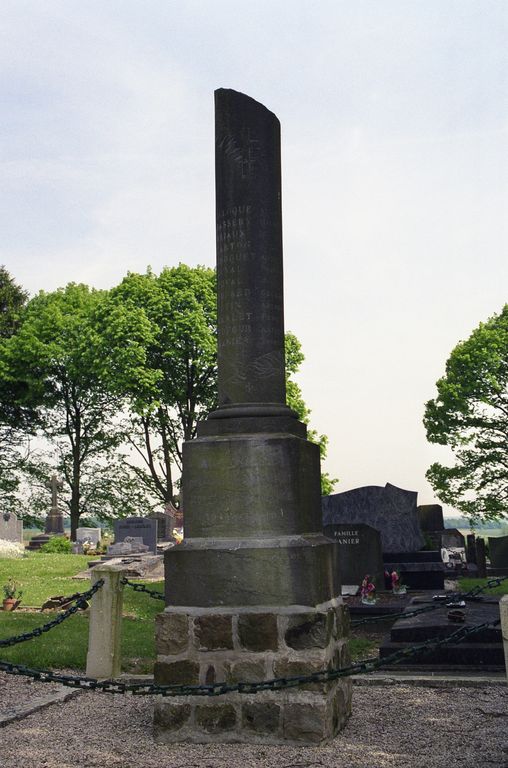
xmin=114 ymin=517 xmax=157 ymax=554
xmin=489 ymin=535 xmax=508 ymax=568
xmin=322 ymin=483 xmax=424 ymax=554
xmin=417 ymin=504 xmax=444 ymax=531
xmin=323 ymin=523 xmax=384 ymax=589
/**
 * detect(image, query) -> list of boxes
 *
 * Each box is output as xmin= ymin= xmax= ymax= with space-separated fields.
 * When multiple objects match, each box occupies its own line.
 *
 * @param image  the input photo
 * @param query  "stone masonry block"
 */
xmin=153 ymin=703 xmax=191 ymax=732
xmin=155 ymin=613 xmax=189 ymax=655
xmin=283 ymin=702 xmax=331 ymax=743
xmin=285 ymin=612 xmax=332 ymax=650
xmin=154 ymin=660 xmax=199 ymax=686
xmin=194 ymin=614 xmax=233 ymax=650
xmin=273 ymin=659 xmax=330 ymax=693
xmin=226 ymin=659 xmax=267 ymax=683
xmin=238 ymin=613 xmax=278 ymax=651
xmin=195 ymin=704 xmax=237 ymax=733
xmin=242 ymin=702 xmax=280 ymax=734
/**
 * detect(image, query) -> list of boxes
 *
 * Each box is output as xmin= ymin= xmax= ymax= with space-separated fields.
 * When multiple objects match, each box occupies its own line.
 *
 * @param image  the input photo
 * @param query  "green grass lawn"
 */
xmin=458 ymin=576 xmax=508 ymax=596
xmin=0 ymin=553 xmax=163 ymax=673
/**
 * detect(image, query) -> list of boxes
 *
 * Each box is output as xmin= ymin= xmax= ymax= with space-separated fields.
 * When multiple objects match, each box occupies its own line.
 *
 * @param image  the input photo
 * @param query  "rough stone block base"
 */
xmin=153 ymin=600 xmax=352 ymax=745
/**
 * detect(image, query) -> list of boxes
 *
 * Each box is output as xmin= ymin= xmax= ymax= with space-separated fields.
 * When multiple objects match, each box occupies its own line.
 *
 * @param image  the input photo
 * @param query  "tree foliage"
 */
xmin=0 ymin=268 xmax=31 ymax=513
xmin=1 ymin=283 xmax=149 ymax=536
xmin=424 ymin=305 xmax=508 ymax=523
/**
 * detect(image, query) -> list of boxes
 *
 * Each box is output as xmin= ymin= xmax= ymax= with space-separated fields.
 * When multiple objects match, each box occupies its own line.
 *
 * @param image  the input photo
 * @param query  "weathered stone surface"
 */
xmin=154 ymin=660 xmax=199 ymax=686
xmin=283 ymin=703 xmax=329 ymax=743
xmin=226 ymin=659 xmax=266 ymax=683
xmin=194 ymin=614 xmax=233 ymax=650
xmin=334 ymin=604 xmax=350 ymax=638
xmin=155 ymin=613 xmax=189 ymax=655
xmin=164 ymin=535 xmax=340 ymax=607
xmin=285 ymin=612 xmax=332 ymax=650
xmin=153 ymin=703 xmax=191 ymax=731
xmin=242 ymin=703 xmax=280 ymax=733
xmin=196 ymin=704 xmax=237 ymax=732
xmin=238 ymin=613 xmax=278 ymax=651
xmin=0 ymin=509 xmax=22 ymax=543
xmin=273 ymin=659 xmax=329 ymax=692
xmin=184 ymin=434 xmax=322 ymax=539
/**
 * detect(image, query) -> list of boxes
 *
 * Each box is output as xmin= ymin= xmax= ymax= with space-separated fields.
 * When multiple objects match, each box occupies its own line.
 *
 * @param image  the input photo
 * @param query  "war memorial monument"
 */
xmin=153 ymin=89 xmax=352 ymax=744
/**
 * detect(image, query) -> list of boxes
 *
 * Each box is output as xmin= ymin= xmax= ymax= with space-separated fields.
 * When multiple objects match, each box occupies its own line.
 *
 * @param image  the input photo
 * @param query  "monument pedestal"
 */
xmin=154 ymin=426 xmax=352 ymax=744
xmin=154 ymin=599 xmax=351 ymax=745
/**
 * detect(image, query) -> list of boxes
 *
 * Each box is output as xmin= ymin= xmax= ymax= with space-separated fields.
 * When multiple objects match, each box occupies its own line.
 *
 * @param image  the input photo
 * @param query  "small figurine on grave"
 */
xmin=391 ymin=569 xmax=407 ymax=595
xmin=360 ymin=574 xmax=377 ymax=605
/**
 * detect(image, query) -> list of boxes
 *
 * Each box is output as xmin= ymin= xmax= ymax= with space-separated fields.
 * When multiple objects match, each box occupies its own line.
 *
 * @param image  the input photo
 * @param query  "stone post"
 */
xmin=86 ymin=563 xmax=125 ymax=679
xmin=154 ymin=90 xmax=351 ymax=745
xmin=500 ymin=595 xmax=508 ymax=680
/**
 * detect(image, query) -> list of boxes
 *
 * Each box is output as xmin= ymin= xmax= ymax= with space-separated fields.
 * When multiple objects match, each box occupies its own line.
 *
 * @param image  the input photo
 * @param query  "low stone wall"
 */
xmin=153 ymin=599 xmax=352 ymax=744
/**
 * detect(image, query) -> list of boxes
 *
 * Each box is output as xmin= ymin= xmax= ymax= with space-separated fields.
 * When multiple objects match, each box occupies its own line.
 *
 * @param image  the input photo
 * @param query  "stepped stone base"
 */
xmin=153 ymin=599 xmax=352 ymax=744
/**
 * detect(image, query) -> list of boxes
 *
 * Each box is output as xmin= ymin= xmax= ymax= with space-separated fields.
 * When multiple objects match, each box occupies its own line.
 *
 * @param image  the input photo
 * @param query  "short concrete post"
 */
xmin=86 ymin=563 xmax=125 ymax=679
xmin=501 ymin=595 xmax=508 ymax=680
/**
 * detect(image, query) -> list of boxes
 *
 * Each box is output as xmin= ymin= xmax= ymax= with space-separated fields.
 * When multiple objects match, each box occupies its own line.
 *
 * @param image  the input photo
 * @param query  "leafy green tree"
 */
xmin=99 ymin=265 xmax=217 ymax=508
xmin=1 ymin=283 xmax=149 ymax=537
xmin=285 ymin=332 xmax=337 ymax=495
xmin=0 ymin=268 xmax=32 ymax=514
xmin=102 ymin=266 xmax=336 ymax=505
xmin=424 ymin=305 xmax=508 ymax=524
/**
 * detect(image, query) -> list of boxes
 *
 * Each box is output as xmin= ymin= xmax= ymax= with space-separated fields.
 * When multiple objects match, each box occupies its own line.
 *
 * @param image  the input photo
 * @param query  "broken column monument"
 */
xmin=153 ymin=89 xmax=351 ymax=745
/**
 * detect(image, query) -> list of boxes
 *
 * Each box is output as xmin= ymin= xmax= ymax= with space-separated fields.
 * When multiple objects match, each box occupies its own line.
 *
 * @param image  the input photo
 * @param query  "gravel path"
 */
xmin=0 ymin=673 xmax=507 ymax=767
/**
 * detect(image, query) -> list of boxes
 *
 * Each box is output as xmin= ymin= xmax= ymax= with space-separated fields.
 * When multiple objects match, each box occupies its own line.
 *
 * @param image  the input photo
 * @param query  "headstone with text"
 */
xmin=0 ymin=510 xmax=23 ymax=543
xmin=76 ymin=527 xmax=101 ymax=546
xmin=114 ymin=517 xmax=157 ymax=554
xmin=323 ymin=523 xmax=384 ymax=589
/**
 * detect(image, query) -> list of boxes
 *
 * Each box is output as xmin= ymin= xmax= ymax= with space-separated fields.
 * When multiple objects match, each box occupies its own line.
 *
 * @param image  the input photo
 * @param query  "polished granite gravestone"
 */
xmin=0 ymin=510 xmax=22 ymax=543
xmin=114 ymin=517 xmax=157 ymax=554
xmin=322 ymin=483 xmax=424 ymax=554
xmin=323 ymin=523 xmax=384 ymax=590
xmin=417 ymin=504 xmax=445 ymax=532
xmin=378 ymin=596 xmax=505 ymax=669
xmin=153 ymin=89 xmax=351 ymax=746
xmin=382 ymin=551 xmax=445 ymax=589
xmin=488 ymin=535 xmax=508 ymax=576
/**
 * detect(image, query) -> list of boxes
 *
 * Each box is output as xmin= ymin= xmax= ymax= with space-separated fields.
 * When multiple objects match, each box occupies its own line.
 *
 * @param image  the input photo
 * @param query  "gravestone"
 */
xmin=488 ymin=535 xmax=508 ymax=575
xmin=323 ymin=523 xmax=384 ymax=590
xmin=154 ymin=89 xmax=351 ymax=746
xmin=114 ymin=517 xmax=157 ymax=554
xmin=0 ymin=510 xmax=23 ymax=543
xmin=417 ymin=504 xmax=445 ymax=532
xmin=76 ymin=527 xmax=101 ymax=547
xmin=322 ymin=483 xmax=424 ymax=553
xmin=441 ymin=528 xmax=465 ymax=549
xmin=27 ymin=474 xmax=66 ymax=550
xmin=149 ymin=506 xmax=176 ymax=541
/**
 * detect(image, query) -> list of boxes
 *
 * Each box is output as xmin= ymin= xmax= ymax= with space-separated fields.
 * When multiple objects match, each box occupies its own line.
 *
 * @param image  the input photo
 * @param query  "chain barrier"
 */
xmin=0 ymin=616 xmax=500 ymax=696
xmin=0 ymin=580 xmax=105 ymax=648
xmin=121 ymin=578 xmax=165 ymax=601
xmin=351 ymin=574 xmax=508 ymax=627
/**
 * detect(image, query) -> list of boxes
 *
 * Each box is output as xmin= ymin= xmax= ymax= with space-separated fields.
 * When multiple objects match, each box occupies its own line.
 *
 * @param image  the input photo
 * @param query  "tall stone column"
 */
xmin=154 ymin=89 xmax=351 ymax=745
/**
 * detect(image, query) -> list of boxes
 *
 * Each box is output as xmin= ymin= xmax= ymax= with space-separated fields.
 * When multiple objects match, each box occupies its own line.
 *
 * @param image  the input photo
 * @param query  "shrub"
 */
xmin=39 ymin=536 xmax=72 ymax=554
xmin=0 ymin=539 xmax=25 ymax=559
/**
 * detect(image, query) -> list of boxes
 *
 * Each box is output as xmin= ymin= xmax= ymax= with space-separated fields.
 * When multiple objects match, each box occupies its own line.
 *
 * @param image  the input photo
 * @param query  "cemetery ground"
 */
xmin=0 ymin=555 xmax=507 ymax=766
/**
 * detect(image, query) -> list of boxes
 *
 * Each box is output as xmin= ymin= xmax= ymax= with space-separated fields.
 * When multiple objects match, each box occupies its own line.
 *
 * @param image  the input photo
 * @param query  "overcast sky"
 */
xmin=1 ymin=1 xmax=507 ymax=514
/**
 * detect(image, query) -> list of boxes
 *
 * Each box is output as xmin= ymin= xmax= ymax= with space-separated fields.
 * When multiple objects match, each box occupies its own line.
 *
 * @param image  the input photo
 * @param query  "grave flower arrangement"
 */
xmin=2 ymin=578 xmax=23 ymax=611
xmin=360 ymin=574 xmax=377 ymax=604
xmin=391 ymin=570 xmax=407 ymax=595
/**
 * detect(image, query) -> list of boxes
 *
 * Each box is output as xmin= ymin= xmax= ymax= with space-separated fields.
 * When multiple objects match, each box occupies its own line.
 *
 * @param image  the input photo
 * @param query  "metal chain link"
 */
xmin=351 ymin=574 xmax=508 ymax=627
xmin=0 ymin=580 xmax=105 ymax=648
xmin=121 ymin=577 xmax=165 ymax=601
xmin=0 ymin=615 xmax=500 ymax=696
